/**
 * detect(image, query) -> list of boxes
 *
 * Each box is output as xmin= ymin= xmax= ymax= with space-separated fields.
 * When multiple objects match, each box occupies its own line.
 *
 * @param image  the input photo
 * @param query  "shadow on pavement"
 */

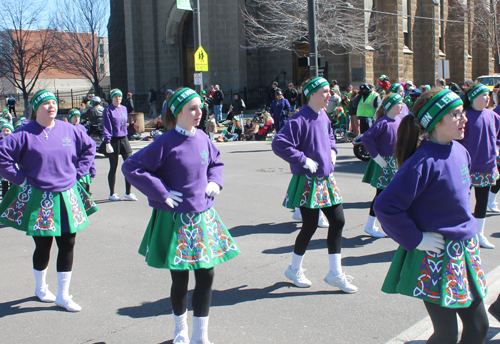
xmin=228 ymin=149 xmax=271 ymax=154
xmin=117 ymin=282 xmax=342 ymax=319
xmin=491 ymin=232 xmax=500 ymax=238
xmin=342 ymin=250 xmax=396 ymax=266
xmin=0 ymin=296 xmax=61 ymax=317
xmin=229 ymin=222 xmax=299 ymax=237
xmin=342 ymin=201 xmax=372 ymax=210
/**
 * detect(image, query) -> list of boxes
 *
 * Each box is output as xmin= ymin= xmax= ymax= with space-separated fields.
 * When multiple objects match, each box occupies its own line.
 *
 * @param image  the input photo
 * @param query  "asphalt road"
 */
xmin=1 ymin=138 xmax=500 ymax=344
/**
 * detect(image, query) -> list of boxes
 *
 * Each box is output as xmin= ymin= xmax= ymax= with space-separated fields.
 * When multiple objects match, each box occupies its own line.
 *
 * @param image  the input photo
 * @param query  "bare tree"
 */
xmin=0 ymin=0 xmax=61 ymax=109
xmin=242 ymin=0 xmax=386 ymax=56
xmin=56 ymin=0 xmax=109 ymax=95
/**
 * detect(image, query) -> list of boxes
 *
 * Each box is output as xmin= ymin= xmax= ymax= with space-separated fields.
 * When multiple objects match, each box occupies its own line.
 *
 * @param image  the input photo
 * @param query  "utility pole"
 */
xmin=308 ymin=0 xmax=318 ymax=78
xmin=193 ymin=0 xmax=202 ymax=92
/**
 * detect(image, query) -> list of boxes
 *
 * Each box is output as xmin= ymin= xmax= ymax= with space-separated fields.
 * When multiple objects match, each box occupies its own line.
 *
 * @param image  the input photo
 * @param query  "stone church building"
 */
xmin=108 ymin=0 xmax=495 ymax=108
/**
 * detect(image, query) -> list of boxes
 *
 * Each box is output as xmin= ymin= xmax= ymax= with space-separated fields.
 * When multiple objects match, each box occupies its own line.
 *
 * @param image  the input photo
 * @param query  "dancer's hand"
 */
xmin=20 ymin=177 xmax=27 ymax=187
xmin=373 ymin=155 xmax=388 ymax=169
xmin=106 ymin=143 xmax=114 ymax=154
xmin=165 ymin=190 xmax=183 ymax=208
xmin=205 ymin=182 xmax=221 ymax=197
xmin=331 ymin=150 xmax=337 ymax=166
xmin=416 ymin=232 xmax=445 ymax=254
xmin=303 ymin=157 xmax=319 ymax=173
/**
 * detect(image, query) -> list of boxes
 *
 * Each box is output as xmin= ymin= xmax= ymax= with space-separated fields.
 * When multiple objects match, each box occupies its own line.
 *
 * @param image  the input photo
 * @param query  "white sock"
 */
xmin=34 ymin=268 xmax=48 ymax=291
xmin=291 ymin=253 xmax=304 ymax=270
xmin=365 ymin=215 xmax=377 ymax=229
xmin=56 ymin=271 xmax=72 ymax=301
xmin=328 ymin=253 xmax=342 ymax=276
xmin=476 ymin=217 xmax=486 ymax=237
xmin=489 ymin=191 xmax=498 ymax=204
xmin=173 ymin=311 xmax=189 ymax=344
xmin=191 ymin=316 xmax=210 ymax=344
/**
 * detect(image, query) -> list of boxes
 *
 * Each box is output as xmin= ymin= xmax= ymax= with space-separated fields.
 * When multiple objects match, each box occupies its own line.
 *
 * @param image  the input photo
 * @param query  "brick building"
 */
xmin=108 ymin=0 xmax=495 ymax=109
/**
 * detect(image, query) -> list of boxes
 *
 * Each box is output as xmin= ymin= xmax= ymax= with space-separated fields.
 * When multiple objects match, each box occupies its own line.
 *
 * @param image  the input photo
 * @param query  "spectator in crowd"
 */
xmin=256 ymin=113 xmax=274 ymax=141
xmin=270 ymin=89 xmax=291 ymax=132
xmin=229 ymin=93 xmax=246 ymax=118
xmin=212 ymin=85 xmax=224 ymax=123
xmin=346 ymin=85 xmax=354 ymax=98
xmin=7 ymin=94 xmax=16 ymax=117
xmin=197 ymin=90 xmax=209 ymax=133
xmin=206 ymin=115 xmax=216 ymax=141
xmin=326 ymin=89 xmax=341 ymax=119
xmin=267 ymin=81 xmax=279 ymax=108
xmin=296 ymin=86 xmax=303 ymax=109
xmin=435 ymin=78 xmax=446 ymax=88
xmin=330 ymin=80 xmax=341 ymax=95
xmin=125 ymin=93 xmax=134 ymax=114
xmin=148 ymin=87 xmax=158 ymax=118
xmin=353 ymin=83 xmax=381 ymax=134
xmin=404 ymin=81 xmax=414 ymax=97
xmin=243 ymin=119 xmax=259 ymax=141
xmin=127 ymin=118 xmax=141 ymax=141
xmin=376 ymin=75 xmax=391 ymax=99
xmin=284 ymin=82 xmax=299 ymax=110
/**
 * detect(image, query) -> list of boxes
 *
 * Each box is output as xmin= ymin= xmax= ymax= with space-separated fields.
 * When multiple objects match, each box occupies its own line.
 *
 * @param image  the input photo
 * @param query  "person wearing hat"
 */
xmin=374 ymin=88 xmax=489 ymax=344
xmin=272 ymin=77 xmax=357 ymax=293
xmin=404 ymin=81 xmax=414 ymax=97
xmin=388 ymin=83 xmax=410 ymax=119
xmin=270 ymin=88 xmax=291 ymax=132
xmin=98 ymin=89 xmax=138 ymax=202
xmin=458 ymin=83 xmax=500 ymax=249
xmin=0 ymin=122 xmax=14 ymax=197
xmin=122 ymin=87 xmax=240 ymax=344
xmin=361 ymin=93 xmax=403 ymax=237
xmin=0 ymin=90 xmax=97 ymax=312
xmin=376 ymin=74 xmax=391 ymax=99
xmin=353 ymin=83 xmax=381 ymax=133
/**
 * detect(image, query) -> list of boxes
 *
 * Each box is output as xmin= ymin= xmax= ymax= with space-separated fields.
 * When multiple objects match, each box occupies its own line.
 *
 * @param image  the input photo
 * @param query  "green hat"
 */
xmin=2 ymin=109 xmax=8 ymax=114
xmin=0 ymin=118 xmax=8 ymax=124
xmin=68 ymin=109 xmax=81 ymax=120
xmin=467 ymin=84 xmax=489 ymax=102
xmin=417 ymin=89 xmax=463 ymax=133
xmin=110 ymin=89 xmax=123 ymax=99
xmin=383 ymin=94 xmax=403 ymax=113
xmin=303 ymin=77 xmax=329 ymax=99
xmin=388 ymin=83 xmax=402 ymax=94
xmin=425 ymin=85 xmax=431 ymax=90
xmin=31 ymin=90 xmax=57 ymax=114
xmin=1 ymin=122 xmax=14 ymax=132
xmin=168 ymin=88 xmax=202 ymax=118
xmin=201 ymin=90 xmax=207 ymax=95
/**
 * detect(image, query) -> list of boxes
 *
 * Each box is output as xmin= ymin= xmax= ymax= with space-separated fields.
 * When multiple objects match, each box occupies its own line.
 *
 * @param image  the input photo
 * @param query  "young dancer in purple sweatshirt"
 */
xmin=272 ymin=77 xmax=357 ymax=293
xmin=122 ymin=87 xmax=240 ymax=344
xmin=374 ymin=88 xmax=488 ymax=344
xmin=0 ymin=90 xmax=97 ymax=312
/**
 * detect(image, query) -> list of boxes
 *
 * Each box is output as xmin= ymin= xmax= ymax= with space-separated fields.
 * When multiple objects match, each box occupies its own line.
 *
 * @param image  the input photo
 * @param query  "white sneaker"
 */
xmin=324 ymin=271 xmax=358 ymax=293
xmin=55 ymin=295 xmax=82 ymax=312
xmin=285 ymin=265 xmax=311 ymax=288
xmin=488 ymin=201 xmax=500 ymax=213
xmin=109 ymin=194 xmax=120 ymax=201
xmin=364 ymin=226 xmax=386 ymax=238
xmin=318 ymin=212 xmax=329 ymax=228
xmin=124 ymin=193 xmax=138 ymax=201
xmin=35 ymin=284 xmax=56 ymax=302
xmin=292 ymin=208 xmax=302 ymax=221
xmin=479 ymin=235 xmax=495 ymax=249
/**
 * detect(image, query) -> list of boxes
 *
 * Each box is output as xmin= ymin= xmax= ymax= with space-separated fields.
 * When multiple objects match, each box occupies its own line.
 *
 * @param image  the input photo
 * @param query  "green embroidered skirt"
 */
xmin=139 ymin=206 xmax=240 ymax=270
xmin=362 ymin=156 xmax=398 ymax=189
xmin=282 ymin=173 xmax=343 ymax=209
xmin=382 ymin=236 xmax=487 ymax=308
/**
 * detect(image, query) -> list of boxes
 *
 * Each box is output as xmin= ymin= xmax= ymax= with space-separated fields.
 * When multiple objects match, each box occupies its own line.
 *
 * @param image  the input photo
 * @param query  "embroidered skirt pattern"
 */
xmin=362 ymin=155 xmax=398 ymax=189
xmin=282 ymin=173 xmax=343 ymax=209
xmin=470 ymin=169 xmax=500 ymax=187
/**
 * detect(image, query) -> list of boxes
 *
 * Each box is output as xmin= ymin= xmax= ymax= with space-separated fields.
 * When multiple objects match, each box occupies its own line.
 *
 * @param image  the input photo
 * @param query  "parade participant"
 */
xmin=69 ymin=109 xmax=96 ymax=194
xmin=374 ymin=88 xmax=488 ymax=344
xmin=361 ymin=93 xmax=403 ymax=237
xmin=0 ymin=122 xmax=13 ymax=197
xmin=272 ymin=77 xmax=357 ymax=293
xmin=122 ymin=87 xmax=240 ymax=344
xmin=98 ymin=89 xmax=138 ymax=201
xmin=0 ymin=90 xmax=97 ymax=312
xmin=459 ymin=83 xmax=500 ymax=249
xmin=388 ymin=83 xmax=410 ymax=118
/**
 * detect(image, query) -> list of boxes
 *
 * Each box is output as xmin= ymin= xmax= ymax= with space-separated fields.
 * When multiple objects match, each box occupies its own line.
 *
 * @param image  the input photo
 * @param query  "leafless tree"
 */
xmin=55 ymin=0 xmax=109 ymax=95
xmin=0 ymin=0 xmax=61 ymax=108
xmin=242 ymin=0 xmax=386 ymax=56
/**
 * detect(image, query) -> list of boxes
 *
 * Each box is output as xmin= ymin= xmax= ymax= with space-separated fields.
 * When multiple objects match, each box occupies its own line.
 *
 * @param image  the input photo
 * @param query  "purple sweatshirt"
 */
xmin=272 ymin=106 xmax=337 ymax=177
xmin=74 ymin=123 xmax=97 ymax=178
xmin=122 ymin=129 xmax=224 ymax=213
xmin=459 ymin=108 xmax=500 ymax=173
xmin=374 ymin=140 xmax=476 ymax=251
xmin=0 ymin=120 xmax=96 ymax=192
xmin=103 ymin=104 xmax=128 ymax=142
xmin=361 ymin=115 xmax=401 ymax=157
xmin=494 ymin=105 xmax=500 ymax=116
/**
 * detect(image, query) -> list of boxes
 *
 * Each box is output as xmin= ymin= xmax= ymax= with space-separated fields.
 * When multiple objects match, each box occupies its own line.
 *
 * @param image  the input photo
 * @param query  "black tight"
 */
xmin=2 ymin=180 xmax=10 ymax=198
xmin=473 ymin=186 xmax=489 ymax=219
xmin=108 ymin=153 xmax=132 ymax=195
xmin=295 ymin=204 xmax=345 ymax=255
xmin=170 ymin=268 xmax=214 ymax=317
xmin=491 ymin=178 xmax=500 ymax=194
xmin=32 ymin=233 xmax=76 ymax=272
xmin=369 ymin=188 xmax=384 ymax=217
xmin=424 ymin=298 xmax=488 ymax=344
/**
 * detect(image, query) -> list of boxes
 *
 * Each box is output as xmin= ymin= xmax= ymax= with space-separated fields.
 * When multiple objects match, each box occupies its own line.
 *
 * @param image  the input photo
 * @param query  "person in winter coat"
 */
xmin=270 ymin=89 xmax=291 ymax=132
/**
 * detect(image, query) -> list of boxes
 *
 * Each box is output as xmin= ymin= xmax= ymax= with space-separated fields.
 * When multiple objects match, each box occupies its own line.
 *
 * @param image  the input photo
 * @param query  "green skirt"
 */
xmin=282 ymin=173 xmax=343 ymax=209
xmin=78 ymin=174 xmax=92 ymax=186
xmin=0 ymin=182 xmax=98 ymax=236
xmin=362 ymin=156 xmax=398 ymax=189
xmin=139 ymin=206 xmax=240 ymax=270
xmin=382 ymin=236 xmax=487 ymax=309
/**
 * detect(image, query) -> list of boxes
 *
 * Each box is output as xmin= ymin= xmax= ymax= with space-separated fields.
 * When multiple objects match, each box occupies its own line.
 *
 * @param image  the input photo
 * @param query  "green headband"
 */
xmin=388 ymin=83 xmax=402 ymax=94
xmin=467 ymin=84 xmax=489 ymax=102
xmin=1 ymin=123 xmax=13 ymax=132
xmin=417 ymin=90 xmax=463 ymax=133
xmin=110 ymin=89 xmax=123 ymax=99
xmin=0 ymin=118 xmax=8 ymax=124
xmin=303 ymin=77 xmax=329 ymax=99
xmin=168 ymin=88 xmax=202 ymax=118
xmin=383 ymin=94 xmax=403 ymax=112
xmin=14 ymin=121 xmax=22 ymax=129
xmin=68 ymin=109 xmax=81 ymax=119
xmin=31 ymin=90 xmax=57 ymax=114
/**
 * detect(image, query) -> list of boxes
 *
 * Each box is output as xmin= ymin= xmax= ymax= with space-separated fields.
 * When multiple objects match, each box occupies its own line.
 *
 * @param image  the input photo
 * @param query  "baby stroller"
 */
xmin=331 ymin=107 xmax=353 ymax=143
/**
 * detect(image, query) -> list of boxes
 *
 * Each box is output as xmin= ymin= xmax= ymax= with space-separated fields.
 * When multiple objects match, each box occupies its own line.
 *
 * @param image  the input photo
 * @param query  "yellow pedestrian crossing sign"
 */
xmin=194 ymin=46 xmax=208 ymax=72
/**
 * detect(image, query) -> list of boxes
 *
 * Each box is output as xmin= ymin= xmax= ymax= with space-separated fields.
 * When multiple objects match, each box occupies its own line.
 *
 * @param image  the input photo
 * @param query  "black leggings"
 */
xmin=32 ymin=233 xmax=76 ymax=272
xmin=369 ymin=188 xmax=384 ymax=217
xmin=491 ymin=178 xmax=500 ymax=194
xmin=295 ymin=204 xmax=345 ymax=255
xmin=2 ymin=180 xmax=10 ymax=198
xmin=108 ymin=153 xmax=132 ymax=196
xmin=170 ymin=268 xmax=214 ymax=317
xmin=473 ymin=186 xmax=490 ymax=219
xmin=424 ymin=298 xmax=488 ymax=344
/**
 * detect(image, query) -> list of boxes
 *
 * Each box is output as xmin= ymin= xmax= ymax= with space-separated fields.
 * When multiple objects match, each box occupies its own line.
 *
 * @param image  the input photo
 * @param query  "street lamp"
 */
xmin=308 ymin=0 xmax=318 ymax=78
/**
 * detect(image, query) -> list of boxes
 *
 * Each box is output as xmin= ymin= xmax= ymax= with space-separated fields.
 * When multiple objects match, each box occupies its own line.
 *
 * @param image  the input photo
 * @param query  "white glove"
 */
xmin=303 ymin=157 xmax=319 ymax=173
xmin=20 ymin=177 xmax=27 ymax=187
xmin=497 ymin=145 xmax=500 ymax=156
xmin=106 ymin=143 xmax=114 ymax=154
xmin=373 ymin=154 xmax=388 ymax=169
xmin=165 ymin=190 xmax=183 ymax=208
xmin=205 ymin=182 xmax=221 ymax=197
xmin=416 ymin=232 xmax=445 ymax=254
xmin=331 ymin=150 xmax=337 ymax=166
